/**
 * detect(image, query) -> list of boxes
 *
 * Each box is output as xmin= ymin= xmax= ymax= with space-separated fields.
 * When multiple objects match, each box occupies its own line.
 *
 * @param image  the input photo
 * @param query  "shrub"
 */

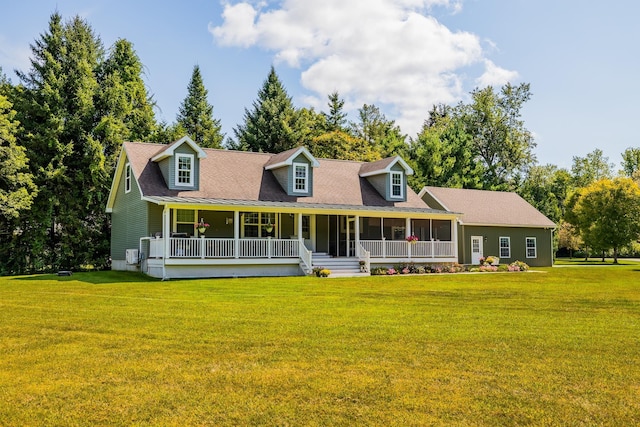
xmin=387 ymin=268 xmax=397 ymax=275
xmin=508 ymin=261 xmax=530 ymax=271
xmin=371 ymin=267 xmax=388 ymax=275
xmin=313 ymin=267 xmax=331 ymax=277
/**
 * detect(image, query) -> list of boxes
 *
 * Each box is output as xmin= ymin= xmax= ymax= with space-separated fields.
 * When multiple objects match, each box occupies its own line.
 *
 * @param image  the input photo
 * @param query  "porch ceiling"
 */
xmin=142 ymin=196 xmax=459 ymax=217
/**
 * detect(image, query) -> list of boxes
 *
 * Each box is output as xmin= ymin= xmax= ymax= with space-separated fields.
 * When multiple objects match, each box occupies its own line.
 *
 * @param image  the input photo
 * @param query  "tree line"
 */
xmin=1 ymin=13 xmax=639 ymax=274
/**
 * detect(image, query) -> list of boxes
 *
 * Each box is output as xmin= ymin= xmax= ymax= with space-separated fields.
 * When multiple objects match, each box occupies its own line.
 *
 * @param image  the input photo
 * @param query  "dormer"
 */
xmin=359 ymin=156 xmax=414 ymax=202
xmin=151 ymin=136 xmax=207 ymax=191
xmin=264 ymin=146 xmax=320 ymax=197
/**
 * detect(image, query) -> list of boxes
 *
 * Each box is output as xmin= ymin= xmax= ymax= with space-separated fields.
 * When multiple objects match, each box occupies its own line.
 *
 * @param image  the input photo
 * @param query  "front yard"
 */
xmin=0 ymin=266 xmax=639 ymax=425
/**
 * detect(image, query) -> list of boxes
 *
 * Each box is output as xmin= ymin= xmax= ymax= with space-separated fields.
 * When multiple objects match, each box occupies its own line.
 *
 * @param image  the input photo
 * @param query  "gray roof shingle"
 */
xmin=124 ymin=142 xmax=433 ymax=210
xmin=422 ymin=186 xmax=556 ymax=228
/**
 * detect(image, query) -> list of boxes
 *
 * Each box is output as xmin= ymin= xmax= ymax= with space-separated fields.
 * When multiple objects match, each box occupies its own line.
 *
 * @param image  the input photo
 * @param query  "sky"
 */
xmin=1 ymin=0 xmax=639 ymax=169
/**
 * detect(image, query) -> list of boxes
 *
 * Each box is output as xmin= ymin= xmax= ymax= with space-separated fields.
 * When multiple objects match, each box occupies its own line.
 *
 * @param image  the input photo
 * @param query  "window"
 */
xmin=499 ymin=237 xmax=511 ymax=259
xmin=125 ymin=163 xmax=131 ymax=193
xmin=293 ymin=163 xmax=308 ymax=193
xmin=175 ymin=154 xmax=194 ymax=186
xmin=242 ymin=212 xmax=276 ymax=237
xmin=175 ymin=209 xmax=195 ymax=236
xmin=526 ymin=237 xmax=537 ymax=258
xmin=390 ymin=172 xmax=403 ymax=199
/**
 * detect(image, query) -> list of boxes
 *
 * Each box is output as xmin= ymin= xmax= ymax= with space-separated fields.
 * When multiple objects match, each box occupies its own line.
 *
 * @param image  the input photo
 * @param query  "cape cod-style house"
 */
xmin=106 ymin=137 xmax=460 ymax=279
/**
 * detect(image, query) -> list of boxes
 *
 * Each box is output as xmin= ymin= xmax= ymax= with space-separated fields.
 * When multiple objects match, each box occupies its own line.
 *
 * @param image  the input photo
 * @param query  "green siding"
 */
xmin=460 ymin=225 xmax=553 ymax=267
xmin=110 ymin=159 xmax=154 ymax=261
xmin=421 ymin=192 xmax=446 ymax=210
xmin=366 ymin=167 xmax=407 ymax=202
xmin=272 ymin=167 xmax=289 ymax=193
xmin=367 ymin=174 xmax=387 ymax=198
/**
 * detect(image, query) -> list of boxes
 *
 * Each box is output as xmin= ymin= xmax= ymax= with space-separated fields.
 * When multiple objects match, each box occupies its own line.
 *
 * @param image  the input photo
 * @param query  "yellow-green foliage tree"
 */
xmin=566 ymin=178 xmax=640 ymax=263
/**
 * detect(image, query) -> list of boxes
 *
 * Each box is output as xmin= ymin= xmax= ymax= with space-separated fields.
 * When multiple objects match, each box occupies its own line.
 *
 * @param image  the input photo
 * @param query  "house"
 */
xmin=419 ymin=186 xmax=556 ymax=267
xmin=106 ymin=136 xmax=460 ymax=279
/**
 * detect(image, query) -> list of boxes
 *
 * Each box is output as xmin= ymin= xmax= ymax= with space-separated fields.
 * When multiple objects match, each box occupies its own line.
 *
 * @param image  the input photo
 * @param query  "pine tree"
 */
xmin=14 ymin=13 xmax=109 ymax=272
xmin=322 ymin=91 xmax=348 ymax=132
xmin=96 ymin=38 xmax=157 ymax=168
xmin=233 ymin=66 xmax=298 ymax=153
xmin=176 ymin=65 xmax=223 ymax=148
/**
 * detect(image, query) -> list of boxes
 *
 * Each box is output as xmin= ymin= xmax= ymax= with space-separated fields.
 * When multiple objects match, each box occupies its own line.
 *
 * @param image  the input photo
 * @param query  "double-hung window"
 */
xmin=293 ymin=163 xmax=308 ymax=193
xmin=175 ymin=154 xmax=194 ymax=186
xmin=526 ymin=237 xmax=537 ymax=258
xmin=390 ymin=172 xmax=403 ymax=199
xmin=125 ymin=163 xmax=131 ymax=193
xmin=499 ymin=236 xmax=511 ymax=259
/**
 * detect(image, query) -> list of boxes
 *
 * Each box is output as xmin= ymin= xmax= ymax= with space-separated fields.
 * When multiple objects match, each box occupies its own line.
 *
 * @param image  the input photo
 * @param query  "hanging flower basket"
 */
xmin=196 ymin=218 xmax=209 ymax=235
xmin=406 ymin=234 xmax=419 ymax=244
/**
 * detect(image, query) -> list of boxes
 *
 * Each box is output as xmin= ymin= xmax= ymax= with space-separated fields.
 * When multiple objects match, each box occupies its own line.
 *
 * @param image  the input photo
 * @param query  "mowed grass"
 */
xmin=1 ymin=267 xmax=639 ymax=426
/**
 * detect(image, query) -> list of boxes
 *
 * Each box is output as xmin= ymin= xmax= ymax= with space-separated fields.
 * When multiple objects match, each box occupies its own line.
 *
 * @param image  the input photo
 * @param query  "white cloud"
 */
xmin=210 ymin=0 xmax=517 ymax=136
xmin=476 ymin=59 xmax=519 ymax=88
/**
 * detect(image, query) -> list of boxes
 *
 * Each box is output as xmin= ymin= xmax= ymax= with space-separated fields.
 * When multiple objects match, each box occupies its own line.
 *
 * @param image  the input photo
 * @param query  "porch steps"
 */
xmin=311 ymin=253 xmax=369 ymax=278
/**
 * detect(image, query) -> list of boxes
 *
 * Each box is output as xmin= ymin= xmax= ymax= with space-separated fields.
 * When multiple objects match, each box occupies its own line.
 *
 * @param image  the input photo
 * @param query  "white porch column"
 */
xmin=355 ymin=215 xmax=360 ymax=257
xmin=234 ymin=210 xmax=240 ymax=259
xmin=452 ymin=218 xmax=459 ymax=260
xmin=163 ymin=206 xmax=170 ymax=258
xmin=406 ymin=217 xmax=412 ymax=259
xmin=297 ymin=212 xmax=303 ymax=243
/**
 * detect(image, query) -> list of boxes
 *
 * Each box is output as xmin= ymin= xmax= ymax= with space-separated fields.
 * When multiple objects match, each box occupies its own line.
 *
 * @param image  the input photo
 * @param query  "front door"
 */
xmin=328 ymin=215 xmax=355 ymax=257
xmin=471 ymin=236 xmax=483 ymax=264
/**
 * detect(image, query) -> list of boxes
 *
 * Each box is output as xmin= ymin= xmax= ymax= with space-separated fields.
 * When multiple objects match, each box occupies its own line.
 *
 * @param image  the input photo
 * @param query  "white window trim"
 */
xmin=499 ymin=236 xmax=511 ymax=259
xmin=292 ymin=162 xmax=309 ymax=193
xmin=175 ymin=153 xmax=194 ymax=187
xmin=390 ymin=171 xmax=403 ymax=199
xmin=526 ymin=237 xmax=537 ymax=258
xmin=124 ymin=162 xmax=131 ymax=193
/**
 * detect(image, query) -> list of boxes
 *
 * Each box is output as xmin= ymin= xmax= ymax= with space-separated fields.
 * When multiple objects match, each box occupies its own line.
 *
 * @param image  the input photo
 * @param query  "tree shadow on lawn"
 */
xmin=10 ymin=271 xmax=159 ymax=284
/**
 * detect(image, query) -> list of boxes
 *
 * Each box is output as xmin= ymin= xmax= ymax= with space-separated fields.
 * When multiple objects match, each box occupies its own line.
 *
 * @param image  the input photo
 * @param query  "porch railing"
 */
xmin=159 ymin=237 xmax=300 ymax=259
xmin=146 ymin=237 xmax=454 ymax=260
xmin=360 ymin=240 xmax=454 ymax=258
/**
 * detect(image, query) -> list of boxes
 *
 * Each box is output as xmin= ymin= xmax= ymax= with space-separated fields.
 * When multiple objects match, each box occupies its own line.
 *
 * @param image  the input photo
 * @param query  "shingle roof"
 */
xmin=124 ymin=142 xmax=433 ymax=210
xmin=422 ymin=186 xmax=556 ymax=228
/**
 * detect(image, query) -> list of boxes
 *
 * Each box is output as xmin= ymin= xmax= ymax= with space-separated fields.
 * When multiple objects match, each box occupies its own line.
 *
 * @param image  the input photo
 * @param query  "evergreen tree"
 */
xmin=96 ymin=38 xmax=156 ymax=168
xmin=176 ymin=65 xmax=223 ymax=148
xmin=233 ymin=66 xmax=298 ymax=153
xmin=322 ymin=91 xmax=348 ymax=132
xmin=13 ymin=13 xmax=109 ymax=272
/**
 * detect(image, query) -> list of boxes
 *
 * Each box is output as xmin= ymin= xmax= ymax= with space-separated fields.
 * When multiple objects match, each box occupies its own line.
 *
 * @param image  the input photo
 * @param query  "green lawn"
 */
xmin=1 ymin=267 xmax=639 ymax=426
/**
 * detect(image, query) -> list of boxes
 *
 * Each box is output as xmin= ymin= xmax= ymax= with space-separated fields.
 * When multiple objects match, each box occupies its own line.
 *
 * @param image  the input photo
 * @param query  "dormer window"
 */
xmin=293 ymin=163 xmax=308 ymax=193
xmin=390 ymin=171 xmax=403 ymax=199
xmin=176 ymin=154 xmax=194 ymax=187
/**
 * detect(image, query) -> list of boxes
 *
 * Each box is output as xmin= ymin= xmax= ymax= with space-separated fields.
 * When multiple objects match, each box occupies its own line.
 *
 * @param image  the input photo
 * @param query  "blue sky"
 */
xmin=1 ymin=1 xmax=638 ymax=169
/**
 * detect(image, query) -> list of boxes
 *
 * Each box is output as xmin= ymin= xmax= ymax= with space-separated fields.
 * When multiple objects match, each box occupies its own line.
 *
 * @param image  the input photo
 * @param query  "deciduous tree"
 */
xmin=565 ymin=178 xmax=640 ymax=263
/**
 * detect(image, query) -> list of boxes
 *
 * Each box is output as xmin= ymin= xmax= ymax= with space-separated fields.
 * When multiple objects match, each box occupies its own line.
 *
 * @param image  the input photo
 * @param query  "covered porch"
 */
xmin=139 ymin=204 xmax=458 ymax=278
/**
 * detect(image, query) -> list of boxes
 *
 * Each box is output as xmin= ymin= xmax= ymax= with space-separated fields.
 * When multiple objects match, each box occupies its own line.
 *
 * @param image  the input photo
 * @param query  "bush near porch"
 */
xmin=370 ymin=260 xmax=529 ymax=275
xmin=1 ymin=266 xmax=639 ymax=425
